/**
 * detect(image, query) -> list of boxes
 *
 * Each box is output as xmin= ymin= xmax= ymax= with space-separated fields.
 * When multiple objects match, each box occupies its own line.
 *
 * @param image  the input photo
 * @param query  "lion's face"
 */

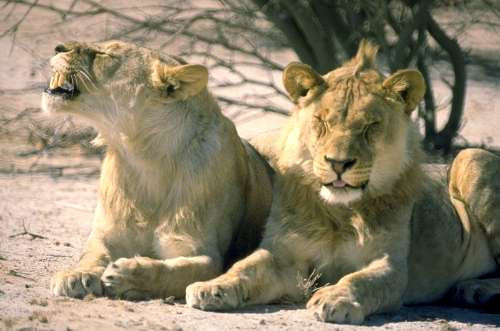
xmin=41 ymin=40 xmax=208 ymax=131
xmin=282 ymin=41 xmax=425 ymax=205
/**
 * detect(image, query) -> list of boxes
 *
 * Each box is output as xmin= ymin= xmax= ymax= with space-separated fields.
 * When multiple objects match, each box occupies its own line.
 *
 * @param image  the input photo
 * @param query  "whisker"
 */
xmin=350 ymin=167 xmax=373 ymax=172
xmin=76 ymin=74 xmax=93 ymax=92
xmin=81 ymin=69 xmax=98 ymax=86
xmin=348 ymin=171 xmax=372 ymax=176
xmin=79 ymin=67 xmax=93 ymax=80
xmin=78 ymin=69 xmax=97 ymax=89
xmin=70 ymin=74 xmax=77 ymax=88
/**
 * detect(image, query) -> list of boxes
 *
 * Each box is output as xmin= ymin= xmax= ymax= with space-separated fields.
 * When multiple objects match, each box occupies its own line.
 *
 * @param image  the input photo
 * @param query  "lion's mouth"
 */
xmin=323 ymin=180 xmax=368 ymax=190
xmin=44 ymin=72 xmax=80 ymax=100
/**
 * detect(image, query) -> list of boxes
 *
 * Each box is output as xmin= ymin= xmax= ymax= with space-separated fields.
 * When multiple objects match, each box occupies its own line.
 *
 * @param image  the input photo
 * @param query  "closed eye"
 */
xmin=363 ymin=121 xmax=380 ymax=142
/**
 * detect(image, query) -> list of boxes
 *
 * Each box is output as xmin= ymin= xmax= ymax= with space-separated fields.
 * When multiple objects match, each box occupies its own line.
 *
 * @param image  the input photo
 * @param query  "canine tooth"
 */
xmin=57 ymin=73 xmax=65 ymax=87
xmin=52 ymin=73 xmax=60 ymax=88
xmin=49 ymin=75 xmax=57 ymax=89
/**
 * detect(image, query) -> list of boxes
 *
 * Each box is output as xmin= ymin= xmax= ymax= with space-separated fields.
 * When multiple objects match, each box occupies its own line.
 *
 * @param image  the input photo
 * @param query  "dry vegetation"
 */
xmin=1 ymin=0 xmax=500 ymax=158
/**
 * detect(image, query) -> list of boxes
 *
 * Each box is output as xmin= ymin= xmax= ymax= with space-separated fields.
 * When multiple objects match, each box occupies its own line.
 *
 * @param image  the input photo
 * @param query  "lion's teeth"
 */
xmin=52 ymin=73 xmax=60 ymax=88
xmin=61 ymin=80 xmax=74 ymax=91
xmin=57 ymin=73 xmax=65 ymax=87
xmin=50 ymin=75 xmax=57 ymax=89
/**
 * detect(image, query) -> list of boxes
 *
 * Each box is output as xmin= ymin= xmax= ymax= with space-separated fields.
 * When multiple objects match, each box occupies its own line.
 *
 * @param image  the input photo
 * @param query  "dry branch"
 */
xmin=9 ymin=220 xmax=47 ymax=240
xmin=1 ymin=0 xmax=494 ymax=154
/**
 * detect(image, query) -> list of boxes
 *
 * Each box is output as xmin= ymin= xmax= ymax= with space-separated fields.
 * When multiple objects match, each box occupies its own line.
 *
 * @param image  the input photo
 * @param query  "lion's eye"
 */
xmin=92 ymin=53 xmax=120 ymax=81
xmin=363 ymin=122 xmax=380 ymax=143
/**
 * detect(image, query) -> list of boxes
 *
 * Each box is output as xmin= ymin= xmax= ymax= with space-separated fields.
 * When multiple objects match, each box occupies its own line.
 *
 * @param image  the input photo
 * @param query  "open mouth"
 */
xmin=323 ymin=180 xmax=368 ymax=190
xmin=44 ymin=72 xmax=80 ymax=100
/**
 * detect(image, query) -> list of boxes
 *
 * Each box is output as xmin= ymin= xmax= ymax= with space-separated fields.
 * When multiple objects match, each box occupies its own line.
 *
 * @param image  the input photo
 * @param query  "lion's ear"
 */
xmin=283 ymin=62 xmax=325 ymax=103
xmin=152 ymin=62 xmax=208 ymax=99
xmin=383 ymin=69 xmax=426 ymax=114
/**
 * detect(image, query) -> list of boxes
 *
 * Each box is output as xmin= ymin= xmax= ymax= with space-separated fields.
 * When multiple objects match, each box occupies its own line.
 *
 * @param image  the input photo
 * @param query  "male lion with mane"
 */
xmin=186 ymin=41 xmax=500 ymax=323
xmin=42 ymin=40 xmax=273 ymax=300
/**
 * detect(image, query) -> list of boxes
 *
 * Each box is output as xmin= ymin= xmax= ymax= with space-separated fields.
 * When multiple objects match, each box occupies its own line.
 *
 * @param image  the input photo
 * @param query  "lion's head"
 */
xmin=41 ymin=40 xmax=209 ymax=147
xmin=279 ymin=40 xmax=425 ymax=206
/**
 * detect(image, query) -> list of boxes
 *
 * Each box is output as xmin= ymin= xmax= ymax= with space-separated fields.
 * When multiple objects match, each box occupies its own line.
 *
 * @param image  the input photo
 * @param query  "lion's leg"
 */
xmin=51 ymin=202 xmax=151 ymax=298
xmin=448 ymin=148 xmax=500 ymax=306
xmin=450 ymin=277 xmax=500 ymax=309
xmin=101 ymin=254 xmax=222 ymax=300
xmin=50 ymin=234 xmax=112 ymax=298
xmin=186 ymin=248 xmax=302 ymax=311
xmin=306 ymin=255 xmax=407 ymax=325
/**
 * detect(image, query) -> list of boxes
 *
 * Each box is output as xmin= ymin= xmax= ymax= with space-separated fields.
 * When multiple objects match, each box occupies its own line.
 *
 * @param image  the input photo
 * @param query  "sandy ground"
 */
xmin=1 ymin=174 xmax=500 ymax=331
xmin=1 ymin=1 xmax=500 ymax=330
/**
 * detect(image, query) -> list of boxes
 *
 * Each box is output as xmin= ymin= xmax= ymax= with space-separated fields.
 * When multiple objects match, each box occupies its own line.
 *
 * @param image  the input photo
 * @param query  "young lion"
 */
xmin=186 ymin=41 xmax=500 ymax=323
xmin=43 ymin=40 xmax=273 ymax=300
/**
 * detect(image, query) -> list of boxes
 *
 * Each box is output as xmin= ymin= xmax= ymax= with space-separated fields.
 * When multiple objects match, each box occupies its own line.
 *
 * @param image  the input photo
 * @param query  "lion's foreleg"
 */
xmin=101 ymin=254 xmax=222 ymax=300
xmin=307 ymin=255 xmax=407 ymax=324
xmin=51 ymin=233 xmax=111 ymax=298
xmin=186 ymin=248 xmax=301 ymax=310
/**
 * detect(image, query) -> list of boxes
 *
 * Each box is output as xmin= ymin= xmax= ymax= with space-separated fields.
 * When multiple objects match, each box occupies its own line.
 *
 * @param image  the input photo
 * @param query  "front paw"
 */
xmin=101 ymin=257 xmax=157 ymax=300
xmin=186 ymin=278 xmax=247 ymax=311
xmin=307 ymin=286 xmax=365 ymax=324
xmin=50 ymin=268 xmax=104 ymax=298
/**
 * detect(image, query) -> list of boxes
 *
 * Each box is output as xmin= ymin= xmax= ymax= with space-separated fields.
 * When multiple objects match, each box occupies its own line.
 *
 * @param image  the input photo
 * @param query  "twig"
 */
xmin=218 ymin=96 xmax=289 ymax=115
xmin=47 ymin=254 xmax=72 ymax=258
xmin=8 ymin=269 xmax=35 ymax=281
xmin=57 ymin=202 xmax=93 ymax=213
xmin=9 ymin=220 xmax=47 ymax=240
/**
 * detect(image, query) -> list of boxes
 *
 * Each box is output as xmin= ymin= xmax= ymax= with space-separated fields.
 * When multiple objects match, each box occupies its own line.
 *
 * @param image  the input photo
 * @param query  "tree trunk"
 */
xmin=426 ymin=13 xmax=466 ymax=153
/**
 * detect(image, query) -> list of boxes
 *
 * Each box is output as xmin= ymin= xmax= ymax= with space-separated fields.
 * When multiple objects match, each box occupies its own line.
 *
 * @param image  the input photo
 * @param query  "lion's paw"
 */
xmin=450 ymin=278 xmax=500 ymax=306
xmin=50 ymin=268 xmax=104 ymax=298
xmin=307 ymin=287 xmax=365 ymax=324
xmin=186 ymin=279 xmax=246 ymax=311
xmin=101 ymin=257 xmax=155 ymax=300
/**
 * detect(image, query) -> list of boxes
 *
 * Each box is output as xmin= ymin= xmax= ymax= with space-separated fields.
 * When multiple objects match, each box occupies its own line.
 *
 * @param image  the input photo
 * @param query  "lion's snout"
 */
xmin=324 ymin=156 xmax=357 ymax=175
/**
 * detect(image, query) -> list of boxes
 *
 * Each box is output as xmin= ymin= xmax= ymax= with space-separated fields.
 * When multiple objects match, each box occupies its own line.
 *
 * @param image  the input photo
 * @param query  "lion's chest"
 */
xmin=293 ymin=214 xmax=376 ymax=284
xmin=313 ymin=237 xmax=371 ymax=285
xmin=145 ymin=207 xmax=204 ymax=259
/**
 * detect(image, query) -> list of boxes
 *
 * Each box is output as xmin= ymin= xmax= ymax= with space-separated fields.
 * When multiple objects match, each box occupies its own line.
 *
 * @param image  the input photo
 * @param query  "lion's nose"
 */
xmin=324 ymin=156 xmax=357 ymax=175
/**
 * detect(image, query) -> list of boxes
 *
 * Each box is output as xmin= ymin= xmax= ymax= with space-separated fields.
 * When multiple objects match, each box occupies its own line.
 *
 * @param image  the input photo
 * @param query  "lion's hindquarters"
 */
xmin=443 ymin=149 xmax=500 ymax=308
xmin=449 ymin=148 xmax=500 ymax=264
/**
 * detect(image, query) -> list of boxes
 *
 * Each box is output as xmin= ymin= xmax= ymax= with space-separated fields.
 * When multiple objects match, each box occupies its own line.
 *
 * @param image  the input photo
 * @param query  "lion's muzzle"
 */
xmin=45 ymin=72 xmax=80 ymax=100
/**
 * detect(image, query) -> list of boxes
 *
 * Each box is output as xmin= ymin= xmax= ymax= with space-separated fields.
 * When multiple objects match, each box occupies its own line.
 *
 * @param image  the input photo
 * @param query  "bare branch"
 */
xmin=9 ymin=220 xmax=48 ymax=240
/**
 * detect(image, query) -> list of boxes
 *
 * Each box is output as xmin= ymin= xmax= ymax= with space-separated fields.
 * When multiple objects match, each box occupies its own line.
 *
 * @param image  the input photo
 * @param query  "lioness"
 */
xmin=42 ymin=40 xmax=273 ymax=300
xmin=186 ymin=41 xmax=500 ymax=323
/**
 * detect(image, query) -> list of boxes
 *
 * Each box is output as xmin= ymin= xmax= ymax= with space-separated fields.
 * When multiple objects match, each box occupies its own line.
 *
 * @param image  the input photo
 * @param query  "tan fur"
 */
xmin=43 ymin=40 xmax=273 ymax=300
xmin=186 ymin=41 xmax=500 ymax=323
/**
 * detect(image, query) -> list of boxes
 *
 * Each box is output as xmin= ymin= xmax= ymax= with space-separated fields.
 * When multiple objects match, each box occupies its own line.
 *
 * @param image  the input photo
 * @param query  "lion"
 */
xmin=186 ymin=40 xmax=500 ymax=323
xmin=42 ymin=40 xmax=273 ymax=300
